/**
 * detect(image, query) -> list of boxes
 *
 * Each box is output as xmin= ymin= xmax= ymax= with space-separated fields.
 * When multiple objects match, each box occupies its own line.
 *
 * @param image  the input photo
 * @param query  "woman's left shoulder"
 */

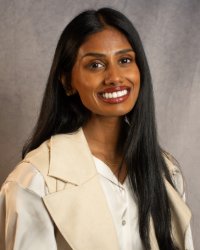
xmin=162 ymin=151 xmax=185 ymax=198
xmin=162 ymin=151 xmax=194 ymax=250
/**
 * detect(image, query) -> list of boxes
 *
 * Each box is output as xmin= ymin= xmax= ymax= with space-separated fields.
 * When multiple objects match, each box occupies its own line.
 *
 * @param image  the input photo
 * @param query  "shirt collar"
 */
xmin=93 ymin=155 xmax=129 ymax=189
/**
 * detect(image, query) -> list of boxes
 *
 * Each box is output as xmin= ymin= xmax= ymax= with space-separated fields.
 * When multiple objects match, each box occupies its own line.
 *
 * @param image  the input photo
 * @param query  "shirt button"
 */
xmin=122 ymin=220 xmax=126 ymax=226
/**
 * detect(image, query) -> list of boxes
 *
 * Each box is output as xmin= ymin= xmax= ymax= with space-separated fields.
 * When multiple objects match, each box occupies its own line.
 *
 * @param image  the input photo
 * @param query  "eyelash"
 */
xmin=89 ymin=62 xmax=104 ymax=70
xmin=119 ymin=57 xmax=132 ymax=64
xmin=87 ymin=57 xmax=133 ymax=71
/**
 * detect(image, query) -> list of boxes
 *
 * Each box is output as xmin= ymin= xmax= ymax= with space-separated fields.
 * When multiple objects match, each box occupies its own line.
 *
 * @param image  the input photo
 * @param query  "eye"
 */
xmin=119 ymin=57 xmax=132 ymax=64
xmin=88 ymin=61 xmax=105 ymax=70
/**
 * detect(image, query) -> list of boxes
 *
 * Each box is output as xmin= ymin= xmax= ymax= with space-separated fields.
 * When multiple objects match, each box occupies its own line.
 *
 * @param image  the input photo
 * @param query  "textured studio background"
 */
xmin=0 ymin=0 xmax=199 ymax=248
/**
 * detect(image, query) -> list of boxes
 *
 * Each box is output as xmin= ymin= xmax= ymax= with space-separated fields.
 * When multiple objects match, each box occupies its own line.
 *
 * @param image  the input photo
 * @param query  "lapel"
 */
xmin=26 ymin=129 xmax=120 ymax=250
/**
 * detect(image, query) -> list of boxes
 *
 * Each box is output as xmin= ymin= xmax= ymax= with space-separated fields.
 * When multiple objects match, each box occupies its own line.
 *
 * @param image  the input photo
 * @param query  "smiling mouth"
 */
xmin=102 ymin=89 xmax=128 ymax=99
xmin=98 ymin=87 xmax=130 ymax=104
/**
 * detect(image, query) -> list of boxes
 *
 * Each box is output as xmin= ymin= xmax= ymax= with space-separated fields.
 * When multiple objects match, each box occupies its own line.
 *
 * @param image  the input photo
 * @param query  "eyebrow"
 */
xmin=81 ymin=48 xmax=135 ymax=58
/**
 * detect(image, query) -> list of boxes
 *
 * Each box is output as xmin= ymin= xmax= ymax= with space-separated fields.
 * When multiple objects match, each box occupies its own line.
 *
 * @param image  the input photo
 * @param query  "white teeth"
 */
xmin=102 ymin=89 xmax=128 ymax=99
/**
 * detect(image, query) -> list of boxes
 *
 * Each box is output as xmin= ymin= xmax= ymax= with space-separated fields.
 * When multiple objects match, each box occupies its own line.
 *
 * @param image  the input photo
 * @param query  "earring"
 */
xmin=66 ymin=89 xmax=76 ymax=96
xmin=65 ymin=84 xmax=77 ymax=96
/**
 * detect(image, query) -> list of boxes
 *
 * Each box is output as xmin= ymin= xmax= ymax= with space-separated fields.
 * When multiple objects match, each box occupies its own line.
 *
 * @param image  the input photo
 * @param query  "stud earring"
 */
xmin=66 ymin=89 xmax=76 ymax=96
xmin=65 ymin=84 xmax=77 ymax=96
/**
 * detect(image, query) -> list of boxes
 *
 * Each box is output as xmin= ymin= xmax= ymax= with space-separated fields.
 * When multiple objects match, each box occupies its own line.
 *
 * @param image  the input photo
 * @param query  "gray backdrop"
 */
xmin=0 ymin=0 xmax=199 ymax=248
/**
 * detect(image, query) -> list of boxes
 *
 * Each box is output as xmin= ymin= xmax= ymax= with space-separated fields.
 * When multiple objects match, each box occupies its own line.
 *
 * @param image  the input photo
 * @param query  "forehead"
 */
xmin=77 ymin=27 xmax=132 ymax=55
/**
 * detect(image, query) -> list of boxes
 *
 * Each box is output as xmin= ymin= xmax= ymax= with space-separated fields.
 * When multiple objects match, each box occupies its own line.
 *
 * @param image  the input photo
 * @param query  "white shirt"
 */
xmin=93 ymin=156 xmax=143 ymax=250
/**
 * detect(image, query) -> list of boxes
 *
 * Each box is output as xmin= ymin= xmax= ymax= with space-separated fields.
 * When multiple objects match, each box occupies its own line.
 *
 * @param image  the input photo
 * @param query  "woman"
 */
xmin=0 ymin=8 xmax=193 ymax=250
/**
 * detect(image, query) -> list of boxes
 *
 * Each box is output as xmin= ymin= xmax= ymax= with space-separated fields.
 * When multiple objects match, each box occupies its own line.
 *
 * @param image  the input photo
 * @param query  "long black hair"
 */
xmin=23 ymin=8 xmax=178 ymax=250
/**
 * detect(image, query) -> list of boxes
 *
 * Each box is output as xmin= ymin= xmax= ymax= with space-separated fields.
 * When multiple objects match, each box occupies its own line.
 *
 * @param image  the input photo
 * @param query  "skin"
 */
xmin=70 ymin=27 xmax=140 ymax=183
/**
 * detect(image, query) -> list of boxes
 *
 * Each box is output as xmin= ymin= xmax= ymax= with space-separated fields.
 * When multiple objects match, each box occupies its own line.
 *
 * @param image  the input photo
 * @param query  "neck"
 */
xmin=83 ymin=115 xmax=122 ymax=157
xmin=83 ymin=115 xmax=127 ymax=183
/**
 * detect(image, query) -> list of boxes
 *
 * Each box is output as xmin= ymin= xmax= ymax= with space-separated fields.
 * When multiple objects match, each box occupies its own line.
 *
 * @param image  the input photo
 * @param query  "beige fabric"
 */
xmin=0 ymin=128 xmax=192 ymax=250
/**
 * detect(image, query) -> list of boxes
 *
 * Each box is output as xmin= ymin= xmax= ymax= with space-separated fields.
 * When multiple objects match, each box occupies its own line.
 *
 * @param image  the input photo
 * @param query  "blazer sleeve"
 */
xmin=163 ymin=152 xmax=194 ymax=250
xmin=0 ymin=163 xmax=57 ymax=250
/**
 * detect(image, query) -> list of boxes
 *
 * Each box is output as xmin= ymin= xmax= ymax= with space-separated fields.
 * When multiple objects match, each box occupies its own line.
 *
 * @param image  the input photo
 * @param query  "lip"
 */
xmin=98 ymin=86 xmax=131 ymax=104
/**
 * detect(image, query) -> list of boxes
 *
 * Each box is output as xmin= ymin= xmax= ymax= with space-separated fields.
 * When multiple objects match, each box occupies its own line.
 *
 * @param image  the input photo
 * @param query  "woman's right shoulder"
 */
xmin=0 ymin=161 xmax=58 ymax=250
xmin=0 ymin=161 xmax=47 ymax=198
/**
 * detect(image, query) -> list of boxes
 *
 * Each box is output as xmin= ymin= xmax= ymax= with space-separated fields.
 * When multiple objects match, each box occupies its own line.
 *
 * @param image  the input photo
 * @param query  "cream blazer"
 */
xmin=0 ymin=128 xmax=192 ymax=250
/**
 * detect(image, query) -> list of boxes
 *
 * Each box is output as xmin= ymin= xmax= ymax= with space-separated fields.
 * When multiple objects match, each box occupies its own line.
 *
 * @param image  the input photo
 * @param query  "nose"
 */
xmin=104 ymin=65 xmax=123 ymax=85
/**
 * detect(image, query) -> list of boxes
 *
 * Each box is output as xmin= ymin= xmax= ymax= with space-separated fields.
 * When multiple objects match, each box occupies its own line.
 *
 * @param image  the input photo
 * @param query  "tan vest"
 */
xmin=23 ymin=128 xmax=191 ymax=250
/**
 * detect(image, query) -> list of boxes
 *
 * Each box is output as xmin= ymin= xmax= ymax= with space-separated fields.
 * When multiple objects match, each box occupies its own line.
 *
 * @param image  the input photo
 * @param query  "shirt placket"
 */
xmin=118 ymin=184 xmax=130 ymax=250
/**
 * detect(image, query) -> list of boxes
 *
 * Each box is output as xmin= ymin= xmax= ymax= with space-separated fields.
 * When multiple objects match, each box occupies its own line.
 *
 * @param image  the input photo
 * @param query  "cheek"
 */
xmin=132 ymin=65 xmax=140 ymax=83
xmin=72 ymin=72 xmax=101 ymax=103
xmin=128 ymin=67 xmax=140 ymax=102
xmin=133 ymin=66 xmax=140 ymax=91
xmin=134 ymin=78 xmax=140 ymax=102
xmin=124 ymin=63 xmax=140 ymax=82
xmin=72 ymin=68 xmax=95 ymax=91
xmin=74 ymin=81 xmax=95 ymax=100
xmin=72 ymin=78 xmax=97 ymax=107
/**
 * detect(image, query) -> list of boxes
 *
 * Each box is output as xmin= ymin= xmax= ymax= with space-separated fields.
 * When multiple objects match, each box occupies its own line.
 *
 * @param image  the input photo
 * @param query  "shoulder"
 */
xmin=24 ymin=131 xmax=81 ymax=164
xmin=1 ymin=130 xmax=86 ymax=199
xmin=162 ymin=151 xmax=185 ymax=197
xmin=0 ymin=164 xmax=57 ymax=250
xmin=0 ymin=161 xmax=47 ymax=198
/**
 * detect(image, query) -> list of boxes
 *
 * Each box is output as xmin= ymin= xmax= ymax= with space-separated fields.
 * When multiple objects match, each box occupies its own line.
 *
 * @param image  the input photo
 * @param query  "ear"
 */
xmin=60 ymin=74 xmax=67 ymax=90
xmin=60 ymin=73 xmax=77 ymax=96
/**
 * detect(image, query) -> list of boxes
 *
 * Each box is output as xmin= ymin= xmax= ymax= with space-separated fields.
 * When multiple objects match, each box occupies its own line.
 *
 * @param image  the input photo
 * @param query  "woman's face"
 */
xmin=71 ymin=27 xmax=140 ymax=117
